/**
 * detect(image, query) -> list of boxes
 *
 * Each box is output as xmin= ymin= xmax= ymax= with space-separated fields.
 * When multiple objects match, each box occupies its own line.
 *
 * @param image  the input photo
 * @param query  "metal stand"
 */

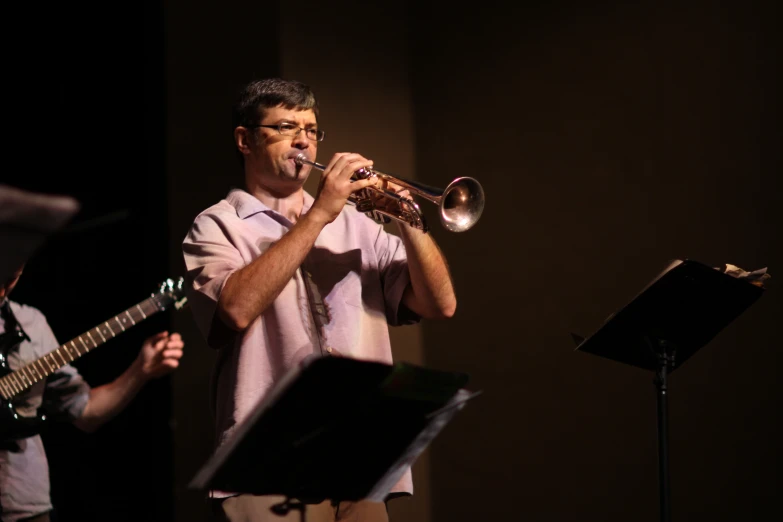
xmin=652 ymin=339 xmax=676 ymax=522
xmin=574 ymin=259 xmax=765 ymax=521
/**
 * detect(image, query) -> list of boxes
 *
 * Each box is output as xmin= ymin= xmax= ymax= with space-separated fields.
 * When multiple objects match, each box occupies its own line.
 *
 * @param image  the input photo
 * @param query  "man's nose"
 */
xmin=291 ymin=129 xmax=310 ymax=148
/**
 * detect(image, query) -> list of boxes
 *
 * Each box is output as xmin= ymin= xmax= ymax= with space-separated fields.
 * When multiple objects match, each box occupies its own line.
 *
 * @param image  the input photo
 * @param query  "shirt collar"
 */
xmin=228 ymin=188 xmax=314 ymax=221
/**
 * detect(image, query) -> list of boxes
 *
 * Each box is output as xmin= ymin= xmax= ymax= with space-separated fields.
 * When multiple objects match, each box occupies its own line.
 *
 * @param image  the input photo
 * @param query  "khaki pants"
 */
xmin=214 ymin=494 xmax=389 ymax=522
xmin=20 ymin=514 xmax=50 ymax=522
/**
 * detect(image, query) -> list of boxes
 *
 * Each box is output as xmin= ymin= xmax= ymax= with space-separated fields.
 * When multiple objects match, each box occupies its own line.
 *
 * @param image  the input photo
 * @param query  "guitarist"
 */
xmin=0 ymin=264 xmax=185 ymax=522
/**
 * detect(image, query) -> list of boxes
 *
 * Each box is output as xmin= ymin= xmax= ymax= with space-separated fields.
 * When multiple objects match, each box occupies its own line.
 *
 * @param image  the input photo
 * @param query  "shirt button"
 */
xmin=325 ymin=346 xmax=333 ymax=354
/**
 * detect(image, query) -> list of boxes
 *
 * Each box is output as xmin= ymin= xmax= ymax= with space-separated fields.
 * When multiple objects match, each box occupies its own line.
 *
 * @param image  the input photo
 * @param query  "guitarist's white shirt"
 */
xmin=0 ymin=300 xmax=90 ymax=522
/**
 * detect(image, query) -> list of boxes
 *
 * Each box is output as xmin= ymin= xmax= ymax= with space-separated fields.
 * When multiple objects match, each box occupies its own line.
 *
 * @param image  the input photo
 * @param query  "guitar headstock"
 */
xmin=153 ymin=277 xmax=189 ymax=311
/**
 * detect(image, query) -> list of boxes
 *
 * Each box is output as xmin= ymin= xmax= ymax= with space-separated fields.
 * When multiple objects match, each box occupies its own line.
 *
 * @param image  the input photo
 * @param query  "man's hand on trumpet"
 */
xmin=364 ymin=176 xmax=414 ymax=215
xmin=311 ymin=152 xmax=377 ymax=224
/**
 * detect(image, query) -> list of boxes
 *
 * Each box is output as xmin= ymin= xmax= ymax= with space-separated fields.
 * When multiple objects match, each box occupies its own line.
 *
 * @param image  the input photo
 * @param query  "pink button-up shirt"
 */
xmin=182 ymin=188 xmax=418 ymax=496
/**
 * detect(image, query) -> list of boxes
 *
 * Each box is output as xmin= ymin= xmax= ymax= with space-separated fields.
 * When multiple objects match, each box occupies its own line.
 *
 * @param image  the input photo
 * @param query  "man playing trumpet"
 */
xmin=182 ymin=78 xmax=457 ymax=522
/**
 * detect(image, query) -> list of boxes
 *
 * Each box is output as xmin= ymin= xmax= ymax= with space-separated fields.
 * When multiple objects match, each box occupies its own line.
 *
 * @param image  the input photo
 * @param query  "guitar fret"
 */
xmin=95 ymin=326 xmax=107 ymax=343
xmin=78 ymin=337 xmax=89 ymax=352
xmin=4 ymin=378 xmax=17 ymax=397
xmin=47 ymin=353 xmax=60 ymax=370
xmin=60 ymin=347 xmax=74 ymax=363
xmin=86 ymin=332 xmax=98 ymax=348
xmin=14 ymin=373 xmax=26 ymax=393
xmin=24 ymin=365 xmax=39 ymax=383
xmin=10 ymin=375 xmax=23 ymax=394
xmin=55 ymin=347 xmax=67 ymax=363
xmin=3 ymin=374 xmax=16 ymax=395
xmin=103 ymin=322 xmax=116 ymax=339
xmin=114 ymin=316 xmax=126 ymax=332
xmin=4 ymin=377 xmax=18 ymax=395
xmin=18 ymin=369 xmax=31 ymax=386
xmin=67 ymin=341 xmax=81 ymax=358
xmin=17 ymin=373 xmax=29 ymax=391
xmin=124 ymin=310 xmax=136 ymax=325
xmin=17 ymin=367 xmax=31 ymax=384
xmin=0 ymin=379 xmax=11 ymax=399
xmin=35 ymin=359 xmax=49 ymax=376
xmin=42 ymin=356 xmax=54 ymax=372
xmin=16 ymin=372 xmax=29 ymax=392
xmin=10 ymin=373 xmax=24 ymax=393
xmin=136 ymin=304 xmax=147 ymax=319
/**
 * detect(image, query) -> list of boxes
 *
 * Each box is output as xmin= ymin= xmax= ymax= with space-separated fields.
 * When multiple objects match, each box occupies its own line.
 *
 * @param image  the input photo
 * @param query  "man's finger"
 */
xmin=149 ymin=330 xmax=169 ymax=343
xmin=166 ymin=339 xmax=185 ymax=350
xmin=349 ymin=178 xmax=377 ymax=194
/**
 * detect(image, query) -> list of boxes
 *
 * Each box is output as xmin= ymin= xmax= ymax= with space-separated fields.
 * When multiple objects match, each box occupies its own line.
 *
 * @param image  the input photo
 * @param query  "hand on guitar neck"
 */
xmin=0 ymin=277 xmax=188 ymax=441
xmin=72 ymin=329 xmax=184 ymax=433
xmin=135 ymin=330 xmax=184 ymax=379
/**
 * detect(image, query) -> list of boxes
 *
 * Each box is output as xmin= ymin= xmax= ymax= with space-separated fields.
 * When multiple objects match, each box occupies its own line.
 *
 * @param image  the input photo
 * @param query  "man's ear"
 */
xmin=234 ymin=126 xmax=252 ymax=154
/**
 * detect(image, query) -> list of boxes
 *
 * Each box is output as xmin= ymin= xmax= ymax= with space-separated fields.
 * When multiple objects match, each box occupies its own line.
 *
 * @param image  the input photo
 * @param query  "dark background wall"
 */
xmin=409 ymin=2 xmax=781 ymax=521
xmin=3 ymin=1 xmax=779 ymax=521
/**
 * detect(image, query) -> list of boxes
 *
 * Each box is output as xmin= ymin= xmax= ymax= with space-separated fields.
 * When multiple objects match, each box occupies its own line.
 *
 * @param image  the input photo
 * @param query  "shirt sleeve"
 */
xmin=182 ymin=210 xmax=245 ymax=348
xmin=372 ymin=225 xmax=420 ymax=327
xmin=35 ymin=314 xmax=90 ymax=421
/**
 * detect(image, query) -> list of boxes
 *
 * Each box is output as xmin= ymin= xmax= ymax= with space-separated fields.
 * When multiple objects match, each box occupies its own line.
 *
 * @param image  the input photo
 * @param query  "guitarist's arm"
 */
xmin=72 ymin=331 xmax=183 ymax=433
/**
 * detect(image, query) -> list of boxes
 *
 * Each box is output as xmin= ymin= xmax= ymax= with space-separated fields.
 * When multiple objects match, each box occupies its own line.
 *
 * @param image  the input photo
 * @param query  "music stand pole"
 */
xmin=574 ymin=259 xmax=767 ymax=521
xmin=652 ymin=338 xmax=675 ymax=522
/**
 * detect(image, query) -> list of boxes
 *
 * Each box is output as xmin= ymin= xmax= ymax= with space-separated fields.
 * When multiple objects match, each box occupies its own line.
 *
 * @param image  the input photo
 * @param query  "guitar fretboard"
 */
xmin=0 ymin=296 xmax=164 ymax=400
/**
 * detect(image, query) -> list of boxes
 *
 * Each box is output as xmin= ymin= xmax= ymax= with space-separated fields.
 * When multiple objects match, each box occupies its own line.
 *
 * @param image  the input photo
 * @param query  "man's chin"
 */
xmin=283 ymin=172 xmax=306 ymax=184
xmin=284 ymin=166 xmax=310 ymax=182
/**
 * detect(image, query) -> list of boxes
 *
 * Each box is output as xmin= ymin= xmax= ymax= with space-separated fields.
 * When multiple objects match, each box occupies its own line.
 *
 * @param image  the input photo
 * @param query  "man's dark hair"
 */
xmin=232 ymin=78 xmax=319 ymax=130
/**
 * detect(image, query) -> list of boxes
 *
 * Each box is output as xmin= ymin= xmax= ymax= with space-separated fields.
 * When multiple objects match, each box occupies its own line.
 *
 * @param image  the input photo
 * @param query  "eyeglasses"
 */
xmin=248 ymin=122 xmax=325 ymax=142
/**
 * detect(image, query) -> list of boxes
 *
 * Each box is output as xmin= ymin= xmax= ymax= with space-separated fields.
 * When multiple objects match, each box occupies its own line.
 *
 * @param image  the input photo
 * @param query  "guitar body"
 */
xmin=0 ymin=277 xmax=187 ymax=442
xmin=0 ymin=351 xmax=47 ymax=441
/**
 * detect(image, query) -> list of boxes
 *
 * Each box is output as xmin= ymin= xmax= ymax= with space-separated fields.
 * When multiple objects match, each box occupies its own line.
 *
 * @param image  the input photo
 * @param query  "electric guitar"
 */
xmin=0 ymin=277 xmax=188 ymax=441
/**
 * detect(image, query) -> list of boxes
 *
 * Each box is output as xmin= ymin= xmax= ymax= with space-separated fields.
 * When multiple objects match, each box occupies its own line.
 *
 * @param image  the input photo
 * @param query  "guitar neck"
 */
xmin=0 ymin=296 xmax=163 ymax=400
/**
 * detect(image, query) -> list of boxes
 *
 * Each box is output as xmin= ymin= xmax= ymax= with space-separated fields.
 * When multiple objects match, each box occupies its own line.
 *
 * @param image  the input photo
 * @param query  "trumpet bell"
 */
xmin=440 ymin=177 xmax=485 ymax=233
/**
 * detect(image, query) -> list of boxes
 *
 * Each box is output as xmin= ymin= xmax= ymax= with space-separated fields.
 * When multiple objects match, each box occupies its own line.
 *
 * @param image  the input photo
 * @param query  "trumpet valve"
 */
xmin=353 ymin=167 xmax=377 ymax=181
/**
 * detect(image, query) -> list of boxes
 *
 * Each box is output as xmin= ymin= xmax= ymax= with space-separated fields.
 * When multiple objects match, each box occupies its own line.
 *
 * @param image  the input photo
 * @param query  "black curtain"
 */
xmin=6 ymin=1 xmax=172 ymax=521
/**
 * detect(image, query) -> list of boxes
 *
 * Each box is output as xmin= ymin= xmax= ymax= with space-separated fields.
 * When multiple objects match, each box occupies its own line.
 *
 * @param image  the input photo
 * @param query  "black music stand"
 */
xmin=573 ymin=259 xmax=766 ymax=522
xmin=0 ymin=184 xmax=80 ymax=281
xmin=190 ymin=355 xmax=477 ymax=521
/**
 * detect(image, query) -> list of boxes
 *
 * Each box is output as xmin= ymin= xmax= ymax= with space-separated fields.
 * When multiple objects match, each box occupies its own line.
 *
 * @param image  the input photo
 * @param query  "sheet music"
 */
xmin=719 ymin=263 xmax=771 ymax=288
xmin=365 ymin=388 xmax=478 ymax=502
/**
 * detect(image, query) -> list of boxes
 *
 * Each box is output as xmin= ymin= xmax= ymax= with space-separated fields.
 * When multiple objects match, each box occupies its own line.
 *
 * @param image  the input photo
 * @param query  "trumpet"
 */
xmin=294 ymin=154 xmax=485 ymax=233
